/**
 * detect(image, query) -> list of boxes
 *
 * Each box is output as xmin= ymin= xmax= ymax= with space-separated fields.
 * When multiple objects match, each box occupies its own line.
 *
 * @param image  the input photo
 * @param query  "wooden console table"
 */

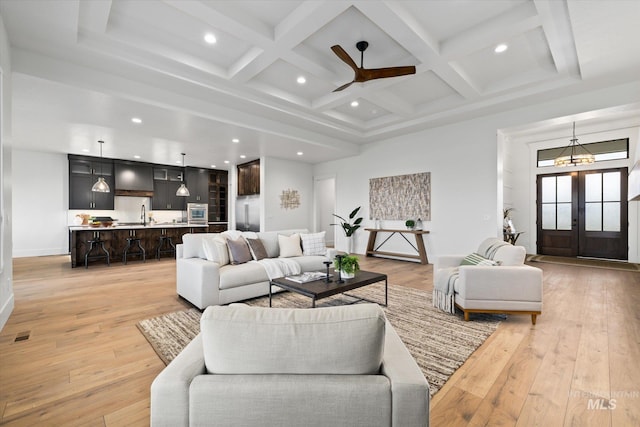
xmin=365 ymin=228 xmax=430 ymax=265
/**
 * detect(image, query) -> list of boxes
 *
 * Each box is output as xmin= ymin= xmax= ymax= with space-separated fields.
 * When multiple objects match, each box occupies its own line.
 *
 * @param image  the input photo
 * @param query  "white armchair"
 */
xmin=434 ymin=238 xmax=543 ymax=324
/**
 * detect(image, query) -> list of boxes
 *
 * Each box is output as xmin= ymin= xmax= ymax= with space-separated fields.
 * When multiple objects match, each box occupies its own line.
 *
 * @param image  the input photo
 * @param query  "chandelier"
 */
xmin=554 ymin=122 xmax=595 ymax=167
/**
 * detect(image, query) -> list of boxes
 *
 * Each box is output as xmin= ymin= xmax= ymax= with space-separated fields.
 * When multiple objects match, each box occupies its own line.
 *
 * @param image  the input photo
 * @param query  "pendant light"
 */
xmin=91 ymin=140 xmax=110 ymax=193
xmin=554 ymin=122 xmax=595 ymax=167
xmin=176 ymin=153 xmax=190 ymax=197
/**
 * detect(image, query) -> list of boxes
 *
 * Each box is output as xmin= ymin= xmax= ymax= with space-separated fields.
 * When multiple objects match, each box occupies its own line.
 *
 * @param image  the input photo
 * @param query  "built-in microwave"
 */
xmin=187 ymin=203 xmax=208 ymax=224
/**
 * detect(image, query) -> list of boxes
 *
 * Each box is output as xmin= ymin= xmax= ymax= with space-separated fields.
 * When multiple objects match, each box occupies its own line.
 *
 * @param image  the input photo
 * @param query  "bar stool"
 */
xmin=123 ymin=237 xmax=146 ymax=264
xmin=84 ymin=236 xmax=110 ymax=268
xmin=156 ymin=234 xmax=176 ymax=260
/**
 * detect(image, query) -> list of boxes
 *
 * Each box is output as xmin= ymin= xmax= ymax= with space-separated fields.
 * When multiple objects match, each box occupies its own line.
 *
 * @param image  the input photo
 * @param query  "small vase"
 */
xmin=340 ymin=270 xmax=355 ymax=279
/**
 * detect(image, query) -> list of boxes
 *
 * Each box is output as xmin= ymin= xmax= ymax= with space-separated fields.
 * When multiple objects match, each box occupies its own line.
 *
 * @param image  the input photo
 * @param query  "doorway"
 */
xmin=537 ymin=167 xmax=628 ymax=260
xmin=314 ymin=177 xmax=336 ymax=247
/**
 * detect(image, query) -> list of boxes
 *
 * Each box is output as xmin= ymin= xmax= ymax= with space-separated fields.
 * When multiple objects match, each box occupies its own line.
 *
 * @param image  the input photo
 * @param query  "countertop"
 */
xmin=69 ymin=223 xmax=208 ymax=231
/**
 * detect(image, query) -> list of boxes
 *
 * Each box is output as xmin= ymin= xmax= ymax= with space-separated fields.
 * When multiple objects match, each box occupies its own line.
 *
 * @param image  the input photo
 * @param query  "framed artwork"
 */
xmin=369 ymin=172 xmax=431 ymax=220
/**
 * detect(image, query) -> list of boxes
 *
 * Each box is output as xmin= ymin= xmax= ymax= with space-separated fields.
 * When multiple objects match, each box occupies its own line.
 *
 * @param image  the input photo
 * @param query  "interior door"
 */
xmin=537 ymin=168 xmax=628 ymax=260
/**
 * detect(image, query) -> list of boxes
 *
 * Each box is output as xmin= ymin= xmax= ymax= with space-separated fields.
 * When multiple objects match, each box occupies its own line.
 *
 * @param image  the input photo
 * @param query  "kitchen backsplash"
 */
xmin=68 ymin=196 xmax=186 ymax=225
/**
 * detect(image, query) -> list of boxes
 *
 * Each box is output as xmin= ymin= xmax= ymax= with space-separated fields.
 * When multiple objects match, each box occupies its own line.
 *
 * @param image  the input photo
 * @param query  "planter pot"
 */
xmin=340 ymin=270 xmax=355 ymax=279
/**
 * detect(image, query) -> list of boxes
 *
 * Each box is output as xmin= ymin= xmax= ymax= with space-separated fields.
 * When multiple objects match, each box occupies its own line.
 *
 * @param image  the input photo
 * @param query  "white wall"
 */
xmin=314 ymin=176 xmax=335 ymax=245
xmin=314 ymin=80 xmax=640 ymax=261
xmin=13 ymin=150 xmax=68 ymax=257
xmin=262 ymin=156 xmax=313 ymax=232
xmin=0 ymin=15 xmax=13 ymax=331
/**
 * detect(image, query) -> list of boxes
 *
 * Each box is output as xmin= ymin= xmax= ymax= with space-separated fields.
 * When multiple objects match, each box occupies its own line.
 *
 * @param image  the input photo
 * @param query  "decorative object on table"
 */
xmin=503 ymin=208 xmax=516 ymax=233
xmin=405 ymin=219 xmax=415 ymax=230
xmin=323 ymin=260 xmax=332 ymax=283
xmin=415 ymin=218 xmax=423 ymax=230
xmin=279 ymin=188 xmax=301 ymax=210
xmin=331 ymin=206 xmax=363 ymax=253
xmin=334 ymin=254 xmax=359 ymax=279
xmin=369 ymin=172 xmax=431 ymax=221
xmin=334 ymin=254 xmax=345 ymax=283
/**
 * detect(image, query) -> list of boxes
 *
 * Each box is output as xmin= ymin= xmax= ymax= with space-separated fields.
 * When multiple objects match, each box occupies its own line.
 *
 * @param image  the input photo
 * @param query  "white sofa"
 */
xmin=434 ymin=238 xmax=543 ymax=324
xmin=151 ymin=303 xmax=430 ymax=426
xmin=176 ymin=229 xmax=335 ymax=309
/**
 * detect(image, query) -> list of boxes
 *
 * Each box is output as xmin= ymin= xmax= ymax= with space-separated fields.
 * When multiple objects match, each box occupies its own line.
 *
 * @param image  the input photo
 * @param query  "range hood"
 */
xmin=115 ymin=161 xmax=154 ymax=197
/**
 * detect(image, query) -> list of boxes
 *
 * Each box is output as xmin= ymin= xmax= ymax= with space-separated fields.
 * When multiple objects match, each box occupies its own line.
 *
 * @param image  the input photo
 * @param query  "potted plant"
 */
xmin=334 ymin=254 xmax=360 ymax=279
xmin=331 ymin=206 xmax=363 ymax=253
xmin=405 ymin=219 xmax=415 ymax=230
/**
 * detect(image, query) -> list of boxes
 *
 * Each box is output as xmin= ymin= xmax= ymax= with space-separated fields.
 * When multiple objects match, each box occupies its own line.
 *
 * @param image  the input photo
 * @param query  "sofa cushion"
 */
xmin=201 ymin=304 xmax=386 ymax=375
xmin=300 ymin=231 xmax=327 ymax=256
xmin=291 ymin=255 xmax=331 ymax=272
xmin=278 ymin=233 xmax=303 ymax=258
xmin=246 ymin=238 xmax=268 ymax=260
xmin=226 ymin=237 xmax=252 ymax=265
xmin=202 ymin=236 xmax=230 ymax=265
xmin=182 ymin=233 xmax=218 ymax=259
xmin=460 ymin=253 xmax=498 ymax=266
xmin=493 ymin=245 xmax=526 ymax=266
xmin=218 ymin=262 xmax=269 ymax=290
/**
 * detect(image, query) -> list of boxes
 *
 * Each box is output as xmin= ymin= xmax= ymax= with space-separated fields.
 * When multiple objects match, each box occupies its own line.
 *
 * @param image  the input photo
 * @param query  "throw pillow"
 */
xmin=246 ymin=238 xmax=269 ymax=261
xmin=278 ymin=233 xmax=303 ymax=258
xmin=460 ymin=253 xmax=498 ymax=266
xmin=300 ymin=231 xmax=327 ymax=256
xmin=226 ymin=237 xmax=252 ymax=265
xmin=202 ymin=236 xmax=230 ymax=265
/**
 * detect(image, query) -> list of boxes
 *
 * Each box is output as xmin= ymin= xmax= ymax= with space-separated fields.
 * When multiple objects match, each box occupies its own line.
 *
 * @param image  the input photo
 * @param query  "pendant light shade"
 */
xmin=554 ymin=122 xmax=595 ymax=167
xmin=91 ymin=140 xmax=110 ymax=193
xmin=176 ymin=153 xmax=190 ymax=197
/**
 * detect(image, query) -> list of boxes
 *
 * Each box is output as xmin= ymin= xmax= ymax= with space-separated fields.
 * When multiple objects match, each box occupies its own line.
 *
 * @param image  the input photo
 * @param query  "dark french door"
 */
xmin=537 ymin=168 xmax=628 ymax=260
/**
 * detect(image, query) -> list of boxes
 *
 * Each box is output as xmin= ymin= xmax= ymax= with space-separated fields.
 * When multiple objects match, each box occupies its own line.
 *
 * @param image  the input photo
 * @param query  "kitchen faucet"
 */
xmin=141 ymin=204 xmax=146 ymax=226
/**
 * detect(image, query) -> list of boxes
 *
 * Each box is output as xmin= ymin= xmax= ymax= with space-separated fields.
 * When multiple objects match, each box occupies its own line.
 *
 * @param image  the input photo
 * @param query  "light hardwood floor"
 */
xmin=1 ymin=255 xmax=639 ymax=426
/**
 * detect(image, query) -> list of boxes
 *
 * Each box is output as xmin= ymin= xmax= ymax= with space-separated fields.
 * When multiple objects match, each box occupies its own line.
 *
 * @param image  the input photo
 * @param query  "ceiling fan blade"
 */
xmin=361 ymin=66 xmax=416 ymax=81
xmin=331 ymin=45 xmax=358 ymax=71
xmin=333 ymin=81 xmax=355 ymax=92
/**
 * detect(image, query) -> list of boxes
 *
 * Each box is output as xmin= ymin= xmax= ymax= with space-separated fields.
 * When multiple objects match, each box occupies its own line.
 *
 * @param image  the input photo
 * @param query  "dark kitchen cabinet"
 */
xmin=114 ymin=161 xmax=153 ymax=193
xmin=237 ymin=159 xmax=260 ymax=196
xmin=68 ymin=156 xmax=114 ymax=210
xmin=152 ymin=167 xmax=187 ymax=210
xmin=208 ymin=170 xmax=228 ymax=222
xmin=185 ymin=167 xmax=210 ymax=203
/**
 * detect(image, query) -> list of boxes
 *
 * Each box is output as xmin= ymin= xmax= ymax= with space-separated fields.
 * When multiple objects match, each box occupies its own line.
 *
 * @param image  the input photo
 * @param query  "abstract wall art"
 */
xmin=369 ymin=172 xmax=431 ymax=220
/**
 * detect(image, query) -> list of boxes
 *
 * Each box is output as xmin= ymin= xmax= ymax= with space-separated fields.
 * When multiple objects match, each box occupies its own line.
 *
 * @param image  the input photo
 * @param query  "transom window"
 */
xmin=537 ymin=138 xmax=628 ymax=168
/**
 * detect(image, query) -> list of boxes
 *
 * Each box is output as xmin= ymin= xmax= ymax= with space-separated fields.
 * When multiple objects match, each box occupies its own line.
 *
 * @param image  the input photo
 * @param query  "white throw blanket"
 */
xmin=254 ymin=258 xmax=301 ymax=280
xmin=433 ymin=267 xmax=459 ymax=314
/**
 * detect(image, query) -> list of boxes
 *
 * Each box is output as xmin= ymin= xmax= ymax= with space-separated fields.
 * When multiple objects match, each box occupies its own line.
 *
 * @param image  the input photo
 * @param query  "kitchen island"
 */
xmin=69 ymin=223 xmax=207 ymax=268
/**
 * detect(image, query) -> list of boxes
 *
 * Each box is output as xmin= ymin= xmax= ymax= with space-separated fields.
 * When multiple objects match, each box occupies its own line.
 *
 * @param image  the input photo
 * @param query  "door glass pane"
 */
xmin=557 ymin=203 xmax=572 ymax=230
xmin=542 ymin=204 xmax=556 ymax=230
xmin=542 ymin=177 xmax=556 ymax=203
xmin=585 ymin=173 xmax=602 ymax=202
xmin=603 ymin=202 xmax=620 ymax=231
xmin=602 ymin=172 xmax=620 ymax=201
xmin=585 ymin=202 xmax=602 ymax=231
xmin=557 ymin=175 xmax=572 ymax=202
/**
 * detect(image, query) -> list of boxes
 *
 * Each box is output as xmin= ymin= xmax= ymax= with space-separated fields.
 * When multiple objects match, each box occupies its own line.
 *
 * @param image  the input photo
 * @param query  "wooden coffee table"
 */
xmin=269 ymin=269 xmax=387 ymax=308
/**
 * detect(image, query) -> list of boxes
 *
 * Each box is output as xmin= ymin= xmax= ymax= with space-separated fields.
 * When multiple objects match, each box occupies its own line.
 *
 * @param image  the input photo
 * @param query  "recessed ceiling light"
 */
xmin=224 ymin=160 xmax=230 ymax=164
xmin=134 ymin=155 xmax=141 ymax=159
xmin=297 ymin=152 xmax=303 ymax=156
xmin=82 ymin=148 xmax=90 ymax=153
xmin=494 ymin=43 xmax=508 ymax=53
xmin=204 ymin=33 xmax=217 ymax=44
xmin=211 ymin=164 xmax=216 ymax=168
xmin=176 ymin=160 xmax=182 ymax=164
xmin=232 ymin=138 xmax=240 ymax=143
xmin=131 ymin=117 xmax=142 ymax=124
xmin=240 ymin=155 xmax=246 ymax=159
xmin=297 ymin=76 xmax=306 ymax=84
xmin=351 ymin=100 xmax=359 ymax=107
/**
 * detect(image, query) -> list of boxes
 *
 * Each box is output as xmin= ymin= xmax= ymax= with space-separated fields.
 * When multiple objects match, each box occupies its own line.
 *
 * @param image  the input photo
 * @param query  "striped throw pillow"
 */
xmin=460 ymin=253 xmax=498 ymax=266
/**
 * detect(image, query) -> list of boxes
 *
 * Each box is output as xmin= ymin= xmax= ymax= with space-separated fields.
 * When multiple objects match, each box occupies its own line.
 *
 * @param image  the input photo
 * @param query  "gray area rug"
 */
xmin=137 ymin=283 xmax=502 ymax=396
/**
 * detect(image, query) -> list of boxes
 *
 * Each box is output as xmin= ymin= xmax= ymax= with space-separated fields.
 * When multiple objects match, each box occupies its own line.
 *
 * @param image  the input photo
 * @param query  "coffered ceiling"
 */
xmin=2 ymin=0 xmax=639 ymax=168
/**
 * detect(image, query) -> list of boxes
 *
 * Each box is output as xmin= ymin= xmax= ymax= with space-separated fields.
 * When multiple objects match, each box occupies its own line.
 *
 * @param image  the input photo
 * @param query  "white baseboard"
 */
xmin=12 ymin=248 xmax=68 ymax=258
xmin=0 ymin=292 xmax=14 ymax=332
